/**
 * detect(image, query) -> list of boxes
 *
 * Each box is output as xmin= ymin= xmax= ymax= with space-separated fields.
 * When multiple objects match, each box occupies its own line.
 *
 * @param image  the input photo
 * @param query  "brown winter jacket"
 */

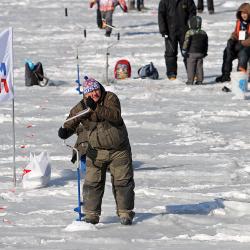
xmin=64 ymin=85 xmax=129 ymax=152
xmin=231 ymin=3 xmax=250 ymax=47
xmin=71 ymin=124 xmax=88 ymax=163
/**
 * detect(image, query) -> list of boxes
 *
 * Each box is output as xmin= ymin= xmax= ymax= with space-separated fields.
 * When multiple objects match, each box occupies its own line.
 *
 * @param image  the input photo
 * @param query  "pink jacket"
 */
xmin=90 ymin=0 xmax=127 ymax=12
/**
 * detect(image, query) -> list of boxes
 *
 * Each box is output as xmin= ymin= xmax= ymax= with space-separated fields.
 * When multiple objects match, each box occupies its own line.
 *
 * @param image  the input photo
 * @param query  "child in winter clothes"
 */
xmin=182 ymin=16 xmax=208 ymax=85
xmin=216 ymin=3 xmax=250 ymax=82
xmin=90 ymin=0 xmax=127 ymax=37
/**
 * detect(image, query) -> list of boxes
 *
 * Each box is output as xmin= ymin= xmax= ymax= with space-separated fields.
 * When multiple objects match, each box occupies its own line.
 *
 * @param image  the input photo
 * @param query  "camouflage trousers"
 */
xmin=83 ymin=146 xmax=135 ymax=217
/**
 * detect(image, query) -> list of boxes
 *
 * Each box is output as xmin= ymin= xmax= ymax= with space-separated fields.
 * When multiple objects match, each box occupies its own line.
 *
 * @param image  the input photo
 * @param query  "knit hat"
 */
xmin=83 ymin=76 xmax=100 ymax=95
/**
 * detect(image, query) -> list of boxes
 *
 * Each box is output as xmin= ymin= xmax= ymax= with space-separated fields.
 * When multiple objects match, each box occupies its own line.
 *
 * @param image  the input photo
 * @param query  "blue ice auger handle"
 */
xmin=80 ymin=155 xmax=86 ymax=175
xmin=75 ymin=69 xmax=83 ymax=95
xmin=74 ymin=166 xmax=84 ymax=221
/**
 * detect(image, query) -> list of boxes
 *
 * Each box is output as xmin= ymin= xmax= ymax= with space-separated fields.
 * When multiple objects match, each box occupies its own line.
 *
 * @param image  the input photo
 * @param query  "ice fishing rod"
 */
xmin=105 ymin=32 xmax=120 ymax=85
xmin=75 ymin=28 xmax=87 ymax=94
xmin=64 ymin=6 xmax=87 ymax=94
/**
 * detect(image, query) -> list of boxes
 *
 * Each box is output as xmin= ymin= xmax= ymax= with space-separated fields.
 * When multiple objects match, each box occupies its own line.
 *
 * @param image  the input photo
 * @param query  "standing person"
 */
xmin=216 ymin=3 xmax=250 ymax=83
xmin=90 ymin=0 xmax=128 ymax=37
xmin=128 ymin=0 xmax=136 ymax=10
xmin=158 ymin=0 xmax=197 ymax=80
xmin=137 ymin=0 xmax=144 ymax=11
xmin=58 ymin=76 xmax=135 ymax=225
xmin=182 ymin=16 xmax=208 ymax=85
xmin=197 ymin=0 xmax=214 ymax=14
xmin=128 ymin=0 xmax=145 ymax=11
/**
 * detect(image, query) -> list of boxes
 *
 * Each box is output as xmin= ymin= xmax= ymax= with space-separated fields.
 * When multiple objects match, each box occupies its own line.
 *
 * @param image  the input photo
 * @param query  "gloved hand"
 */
xmin=58 ymin=127 xmax=74 ymax=139
xmin=181 ymin=49 xmax=188 ymax=58
xmin=227 ymin=38 xmax=236 ymax=48
xmin=235 ymin=41 xmax=243 ymax=51
xmin=71 ymin=153 xmax=77 ymax=164
xmin=86 ymin=96 xmax=97 ymax=111
xmin=89 ymin=0 xmax=95 ymax=8
xmin=123 ymin=5 xmax=128 ymax=12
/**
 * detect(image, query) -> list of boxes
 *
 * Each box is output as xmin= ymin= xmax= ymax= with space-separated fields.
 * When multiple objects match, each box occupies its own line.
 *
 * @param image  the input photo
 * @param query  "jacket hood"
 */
xmin=189 ymin=16 xmax=202 ymax=29
xmin=236 ymin=3 xmax=250 ymax=21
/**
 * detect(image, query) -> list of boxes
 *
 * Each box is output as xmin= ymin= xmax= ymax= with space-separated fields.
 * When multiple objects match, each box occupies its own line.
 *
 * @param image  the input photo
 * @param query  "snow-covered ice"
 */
xmin=1 ymin=0 xmax=250 ymax=249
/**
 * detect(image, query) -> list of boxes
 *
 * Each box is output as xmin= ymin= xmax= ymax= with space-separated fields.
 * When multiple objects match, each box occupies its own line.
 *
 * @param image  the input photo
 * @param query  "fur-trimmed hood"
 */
xmin=236 ymin=3 xmax=250 ymax=21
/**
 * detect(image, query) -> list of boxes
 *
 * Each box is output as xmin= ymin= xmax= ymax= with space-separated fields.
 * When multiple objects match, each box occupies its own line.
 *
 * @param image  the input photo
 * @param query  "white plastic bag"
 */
xmin=22 ymin=152 xmax=51 ymax=189
xmin=231 ymin=71 xmax=248 ymax=100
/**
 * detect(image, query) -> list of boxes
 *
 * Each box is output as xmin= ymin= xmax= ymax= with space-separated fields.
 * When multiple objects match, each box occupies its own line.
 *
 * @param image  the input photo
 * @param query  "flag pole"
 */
xmin=11 ymin=27 xmax=16 ymax=187
xmin=12 ymin=98 xmax=16 ymax=186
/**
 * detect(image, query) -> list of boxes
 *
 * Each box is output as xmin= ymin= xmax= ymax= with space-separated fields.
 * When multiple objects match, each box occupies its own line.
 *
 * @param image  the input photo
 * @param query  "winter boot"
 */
xmin=167 ymin=73 xmax=177 ymax=81
xmin=119 ymin=211 xmax=135 ymax=226
xmin=222 ymin=86 xmax=231 ymax=92
xmin=195 ymin=81 xmax=203 ymax=85
xmin=83 ymin=214 xmax=99 ymax=225
xmin=238 ymin=66 xmax=247 ymax=73
xmin=105 ymin=31 xmax=111 ymax=37
xmin=215 ymin=74 xmax=231 ymax=83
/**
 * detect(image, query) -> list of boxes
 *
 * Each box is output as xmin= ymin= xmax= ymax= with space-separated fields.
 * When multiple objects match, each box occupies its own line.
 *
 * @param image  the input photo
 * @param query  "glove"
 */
xmin=89 ymin=0 xmax=95 ymax=8
xmin=58 ymin=127 xmax=74 ymax=140
xmin=235 ymin=41 xmax=244 ymax=51
xmin=71 ymin=153 xmax=77 ymax=164
xmin=181 ymin=49 xmax=187 ymax=58
xmin=86 ymin=96 xmax=97 ymax=111
xmin=227 ymin=38 xmax=236 ymax=48
xmin=123 ymin=5 xmax=128 ymax=12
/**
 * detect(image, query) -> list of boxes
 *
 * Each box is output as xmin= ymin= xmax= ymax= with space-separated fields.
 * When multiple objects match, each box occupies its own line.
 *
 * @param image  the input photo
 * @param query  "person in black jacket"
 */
xmin=197 ymin=0 xmax=214 ymax=14
xmin=158 ymin=0 xmax=197 ymax=80
xmin=182 ymin=16 xmax=208 ymax=85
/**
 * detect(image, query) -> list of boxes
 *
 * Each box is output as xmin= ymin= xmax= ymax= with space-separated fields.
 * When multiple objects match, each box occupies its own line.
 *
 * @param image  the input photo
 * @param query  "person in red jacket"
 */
xmin=90 ymin=0 xmax=127 ymax=37
xmin=216 ymin=3 xmax=250 ymax=82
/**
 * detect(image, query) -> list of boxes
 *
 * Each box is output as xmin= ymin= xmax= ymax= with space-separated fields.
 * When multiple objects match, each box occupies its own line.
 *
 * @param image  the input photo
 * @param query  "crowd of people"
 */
xmin=159 ymin=0 xmax=249 ymax=84
xmin=89 ymin=0 xmax=249 ymax=84
xmin=57 ymin=1 xmax=250 ymax=226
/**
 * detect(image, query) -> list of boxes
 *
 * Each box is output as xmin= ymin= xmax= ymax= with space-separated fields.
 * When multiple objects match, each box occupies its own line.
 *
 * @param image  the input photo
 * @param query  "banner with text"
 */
xmin=0 ymin=28 xmax=13 ymax=102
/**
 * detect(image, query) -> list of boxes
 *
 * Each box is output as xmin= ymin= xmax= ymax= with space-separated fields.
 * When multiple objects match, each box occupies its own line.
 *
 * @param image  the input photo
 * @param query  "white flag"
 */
xmin=0 ymin=28 xmax=13 ymax=102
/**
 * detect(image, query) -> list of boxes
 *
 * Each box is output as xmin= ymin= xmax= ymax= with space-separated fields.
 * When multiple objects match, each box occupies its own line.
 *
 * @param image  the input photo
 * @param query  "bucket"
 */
xmin=231 ymin=71 xmax=248 ymax=99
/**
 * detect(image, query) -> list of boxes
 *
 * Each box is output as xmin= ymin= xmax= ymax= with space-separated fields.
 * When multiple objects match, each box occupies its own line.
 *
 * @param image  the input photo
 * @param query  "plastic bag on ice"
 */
xmin=22 ymin=152 xmax=51 ymax=189
xmin=231 ymin=71 xmax=248 ymax=100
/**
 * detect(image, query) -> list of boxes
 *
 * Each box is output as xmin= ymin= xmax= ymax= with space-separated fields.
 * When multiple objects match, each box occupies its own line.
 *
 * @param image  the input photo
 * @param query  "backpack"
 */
xmin=25 ymin=61 xmax=49 ymax=87
xmin=114 ymin=59 xmax=131 ymax=79
xmin=138 ymin=62 xmax=159 ymax=80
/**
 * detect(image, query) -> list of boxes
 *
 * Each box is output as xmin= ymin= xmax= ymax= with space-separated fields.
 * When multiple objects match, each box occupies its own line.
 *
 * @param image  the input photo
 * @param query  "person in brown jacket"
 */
xmin=216 ymin=3 xmax=250 ymax=82
xmin=58 ymin=76 xmax=135 ymax=225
